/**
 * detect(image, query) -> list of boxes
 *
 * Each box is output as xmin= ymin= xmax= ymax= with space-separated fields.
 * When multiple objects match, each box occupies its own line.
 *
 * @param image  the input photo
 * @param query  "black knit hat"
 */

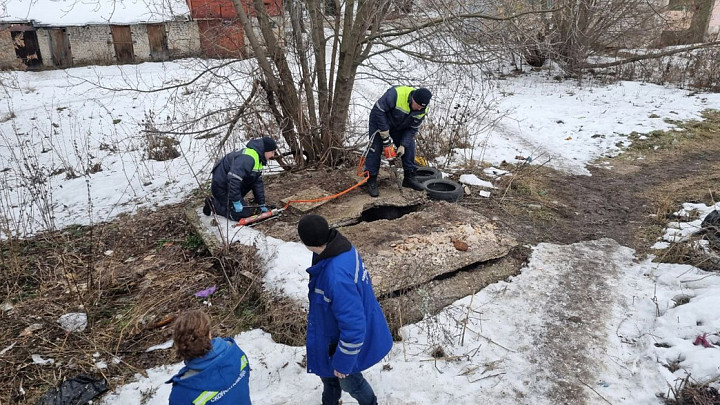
xmin=412 ymin=88 xmax=432 ymax=107
xmin=262 ymin=136 xmax=277 ymax=152
xmin=297 ymin=214 xmax=330 ymax=247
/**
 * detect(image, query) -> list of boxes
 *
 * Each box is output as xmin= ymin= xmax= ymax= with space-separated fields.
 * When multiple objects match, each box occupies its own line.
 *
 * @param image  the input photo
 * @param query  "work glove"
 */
xmin=260 ymin=204 xmax=269 ymax=213
xmin=396 ymin=145 xmax=405 ymax=158
xmin=233 ymin=201 xmax=244 ymax=213
xmin=379 ymin=130 xmax=390 ymax=140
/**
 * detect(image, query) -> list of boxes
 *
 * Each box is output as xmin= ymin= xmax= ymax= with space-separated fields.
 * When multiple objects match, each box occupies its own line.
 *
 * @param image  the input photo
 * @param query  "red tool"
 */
xmin=236 ymin=207 xmax=284 ymax=227
xmin=383 ymin=144 xmax=397 ymax=159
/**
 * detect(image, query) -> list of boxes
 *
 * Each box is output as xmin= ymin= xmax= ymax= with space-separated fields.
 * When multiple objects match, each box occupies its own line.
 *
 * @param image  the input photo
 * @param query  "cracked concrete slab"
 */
xmin=338 ymin=202 xmax=517 ymax=295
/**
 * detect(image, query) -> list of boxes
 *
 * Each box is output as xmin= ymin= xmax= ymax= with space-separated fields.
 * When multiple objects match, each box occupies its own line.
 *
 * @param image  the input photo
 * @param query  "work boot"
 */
xmin=203 ymin=197 xmax=213 ymax=216
xmin=367 ymin=175 xmax=379 ymax=197
xmin=402 ymin=172 xmax=425 ymax=191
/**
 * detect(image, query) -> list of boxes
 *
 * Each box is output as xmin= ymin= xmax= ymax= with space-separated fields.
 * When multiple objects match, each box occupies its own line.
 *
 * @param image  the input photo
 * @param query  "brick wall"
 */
xmin=166 ymin=21 xmax=201 ymax=57
xmin=66 ymin=25 xmax=115 ymax=64
xmin=130 ymin=24 xmax=151 ymax=61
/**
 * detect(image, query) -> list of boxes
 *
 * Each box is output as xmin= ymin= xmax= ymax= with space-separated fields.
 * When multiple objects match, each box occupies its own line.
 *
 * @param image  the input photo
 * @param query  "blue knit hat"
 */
xmin=412 ymin=88 xmax=432 ymax=107
xmin=262 ymin=136 xmax=277 ymax=152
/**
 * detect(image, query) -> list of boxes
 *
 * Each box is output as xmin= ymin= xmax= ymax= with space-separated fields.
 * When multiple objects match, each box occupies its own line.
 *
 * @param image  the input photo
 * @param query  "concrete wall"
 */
xmin=167 ymin=21 xmax=201 ymax=57
xmin=35 ymin=29 xmax=54 ymax=67
xmin=66 ymin=25 xmax=115 ymax=64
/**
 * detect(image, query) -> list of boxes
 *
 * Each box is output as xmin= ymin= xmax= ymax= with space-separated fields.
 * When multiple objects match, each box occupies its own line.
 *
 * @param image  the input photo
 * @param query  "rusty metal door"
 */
xmin=48 ymin=29 xmax=72 ymax=67
xmin=111 ymin=25 xmax=134 ymax=63
xmin=146 ymin=24 xmax=169 ymax=61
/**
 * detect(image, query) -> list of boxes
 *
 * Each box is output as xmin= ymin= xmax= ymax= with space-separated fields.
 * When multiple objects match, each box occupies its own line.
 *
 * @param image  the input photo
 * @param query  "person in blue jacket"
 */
xmin=203 ymin=136 xmax=277 ymax=220
xmin=365 ymin=86 xmax=432 ymax=197
xmin=297 ymin=214 xmax=393 ymax=405
xmin=168 ymin=310 xmax=251 ymax=405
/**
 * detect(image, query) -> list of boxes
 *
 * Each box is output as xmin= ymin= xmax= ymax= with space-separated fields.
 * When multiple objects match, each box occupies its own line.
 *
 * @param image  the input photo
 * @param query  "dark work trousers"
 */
xmin=320 ymin=373 xmax=378 ymax=405
xmin=364 ymin=130 xmax=417 ymax=176
xmin=211 ymin=184 xmax=255 ymax=220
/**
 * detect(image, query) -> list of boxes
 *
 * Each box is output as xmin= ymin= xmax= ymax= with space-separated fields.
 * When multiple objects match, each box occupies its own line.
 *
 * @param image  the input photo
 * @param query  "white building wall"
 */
xmin=130 ymin=24 xmax=151 ymax=61
xmin=166 ymin=21 xmax=201 ymax=57
xmin=66 ymin=25 xmax=115 ymax=64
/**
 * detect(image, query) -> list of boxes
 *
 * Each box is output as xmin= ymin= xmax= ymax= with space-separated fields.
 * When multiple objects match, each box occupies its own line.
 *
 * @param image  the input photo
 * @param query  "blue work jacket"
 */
xmin=211 ymin=138 xmax=268 ymax=207
xmin=369 ymin=85 xmax=429 ymax=140
xmin=168 ymin=337 xmax=251 ymax=405
xmin=305 ymin=230 xmax=393 ymax=378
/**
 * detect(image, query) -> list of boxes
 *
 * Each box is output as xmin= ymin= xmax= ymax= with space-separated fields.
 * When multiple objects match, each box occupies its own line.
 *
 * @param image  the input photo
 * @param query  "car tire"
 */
xmin=424 ymin=179 xmax=464 ymax=202
xmin=415 ymin=167 xmax=442 ymax=185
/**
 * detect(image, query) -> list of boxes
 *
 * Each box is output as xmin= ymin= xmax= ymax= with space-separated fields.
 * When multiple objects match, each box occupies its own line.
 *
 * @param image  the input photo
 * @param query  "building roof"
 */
xmin=0 ymin=0 xmax=191 ymax=26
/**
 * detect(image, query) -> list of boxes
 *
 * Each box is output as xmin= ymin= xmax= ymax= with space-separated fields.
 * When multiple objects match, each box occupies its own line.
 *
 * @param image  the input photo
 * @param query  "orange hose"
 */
xmin=281 ymin=154 xmax=369 ymax=211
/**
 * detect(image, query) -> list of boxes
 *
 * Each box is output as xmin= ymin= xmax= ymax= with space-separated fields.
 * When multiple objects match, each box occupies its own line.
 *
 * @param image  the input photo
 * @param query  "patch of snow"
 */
xmin=58 ymin=312 xmax=87 ymax=332
xmin=459 ymin=174 xmax=496 ymax=188
xmin=146 ymin=340 xmax=174 ymax=352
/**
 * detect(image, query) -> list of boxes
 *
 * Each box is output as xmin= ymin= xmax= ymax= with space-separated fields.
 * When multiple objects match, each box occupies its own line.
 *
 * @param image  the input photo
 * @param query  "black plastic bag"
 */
xmin=702 ymin=210 xmax=720 ymax=243
xmin=36 ymin=375 xmax=108 ymax=405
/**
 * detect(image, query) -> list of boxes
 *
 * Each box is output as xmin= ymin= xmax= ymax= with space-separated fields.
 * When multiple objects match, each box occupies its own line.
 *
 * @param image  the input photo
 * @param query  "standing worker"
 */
xmin=365 ymin=86 xmax=432 ymax=197
xmin=203 ymin=136 xmax=277 ymax=220
xmin=297 ymin=214 xmax=393 ymax=405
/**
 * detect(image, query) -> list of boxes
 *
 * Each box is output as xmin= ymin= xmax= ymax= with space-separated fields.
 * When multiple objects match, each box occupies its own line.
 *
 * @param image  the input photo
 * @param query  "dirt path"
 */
xmin=468 ymin=146 xmax=720 ymax=255
xmin=527 ymin=239 xmax=626 ymax=405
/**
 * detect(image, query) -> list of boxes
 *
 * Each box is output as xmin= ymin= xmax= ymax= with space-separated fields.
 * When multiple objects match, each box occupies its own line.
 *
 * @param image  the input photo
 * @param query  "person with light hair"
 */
xmin=168 ymin=310 xmax=251 ymax=405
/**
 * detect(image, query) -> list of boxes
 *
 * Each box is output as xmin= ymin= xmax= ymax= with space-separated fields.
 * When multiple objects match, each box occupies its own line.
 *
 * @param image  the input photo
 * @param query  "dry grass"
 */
xmin=663 ymin=375 xmax=720 ymax=405
xmin=0 ymin=203 xmax=268 ymax=404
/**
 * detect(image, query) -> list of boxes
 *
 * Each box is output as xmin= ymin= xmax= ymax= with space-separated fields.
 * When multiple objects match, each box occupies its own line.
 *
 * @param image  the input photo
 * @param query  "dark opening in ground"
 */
xmin=378 ymin=255 xmax=509 ymax=300
xmin=360 ymin=203 xmax=421 ymax=222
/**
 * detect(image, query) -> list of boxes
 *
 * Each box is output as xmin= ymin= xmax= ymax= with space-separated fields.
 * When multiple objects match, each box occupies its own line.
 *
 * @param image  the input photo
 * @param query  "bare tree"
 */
xmin=228 ymin=0 xmax=557 ymax=167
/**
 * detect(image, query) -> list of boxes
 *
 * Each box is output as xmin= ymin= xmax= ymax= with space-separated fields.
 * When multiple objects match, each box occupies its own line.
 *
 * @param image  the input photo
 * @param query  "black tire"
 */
xmin=424 ymin=179 xmax=464 ymax=202
xmin=415 ymin=167 xmax=442 ymax=185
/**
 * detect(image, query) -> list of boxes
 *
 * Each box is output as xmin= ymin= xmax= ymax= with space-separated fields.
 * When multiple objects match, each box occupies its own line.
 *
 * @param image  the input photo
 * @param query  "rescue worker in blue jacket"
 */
xmin=365 ymin=86 xmax=432 ymax=197
xmin=297 ymin=214 xmax=393 ymax=405
xmin=203 ymin=136 xmax=277 ymax=220
xmin=168 ymin=310 xmax=251 ymax=405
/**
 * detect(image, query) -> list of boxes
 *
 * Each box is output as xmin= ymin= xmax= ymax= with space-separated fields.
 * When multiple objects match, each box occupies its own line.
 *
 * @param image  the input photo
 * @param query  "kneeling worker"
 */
xmin=204 ymin=136 xmax=277 ymax=220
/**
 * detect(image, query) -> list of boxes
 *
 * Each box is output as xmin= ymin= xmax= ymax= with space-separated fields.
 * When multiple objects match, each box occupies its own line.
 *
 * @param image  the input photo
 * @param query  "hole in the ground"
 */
xmin=378 ymin=255 xmax=510 ymax=300
xmin=360 ymin=204 xmax=421 ymax=222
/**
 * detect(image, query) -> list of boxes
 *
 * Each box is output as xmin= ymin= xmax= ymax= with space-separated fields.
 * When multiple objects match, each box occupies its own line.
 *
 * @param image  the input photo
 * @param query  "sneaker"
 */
xmin=402 ymin=174 xmax=425 ymax=191
xmin=203 ymin=197 xmax=213 ymax=216
xmin=367 ymin=175 xmax=379 ymax=197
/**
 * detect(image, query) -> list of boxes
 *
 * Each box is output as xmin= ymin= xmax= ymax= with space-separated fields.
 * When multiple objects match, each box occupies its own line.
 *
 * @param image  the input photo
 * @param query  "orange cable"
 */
xmin=281 ymin=156 xmax=369 ymax=211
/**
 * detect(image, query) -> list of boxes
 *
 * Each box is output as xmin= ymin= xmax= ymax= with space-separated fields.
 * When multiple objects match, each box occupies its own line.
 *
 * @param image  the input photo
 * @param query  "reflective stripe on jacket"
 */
xmin=305 ymin=239 xmax=393 ymax=377
xmin=368 ymin=85 xmax=429 ymax=140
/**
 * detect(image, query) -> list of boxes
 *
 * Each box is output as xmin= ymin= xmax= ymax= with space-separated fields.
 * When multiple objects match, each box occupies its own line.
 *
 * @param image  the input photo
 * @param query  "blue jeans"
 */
xmin=320 ymin=373 xmax=377 ymax=405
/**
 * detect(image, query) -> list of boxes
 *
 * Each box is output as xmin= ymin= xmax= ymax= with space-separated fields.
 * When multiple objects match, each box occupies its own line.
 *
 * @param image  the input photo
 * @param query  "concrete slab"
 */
xmin=281 ymin=186 xmax=332 ymax=213
xmin=313 ymin=186 xmax=426 ymax=227
xmin=338 ymin=202 xmax=517 ymax=296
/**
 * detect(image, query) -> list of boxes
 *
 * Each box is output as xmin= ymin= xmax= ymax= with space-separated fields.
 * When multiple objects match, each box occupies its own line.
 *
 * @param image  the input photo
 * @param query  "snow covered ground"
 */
xmin=2 ymin=58 xmax=720 ymax=404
